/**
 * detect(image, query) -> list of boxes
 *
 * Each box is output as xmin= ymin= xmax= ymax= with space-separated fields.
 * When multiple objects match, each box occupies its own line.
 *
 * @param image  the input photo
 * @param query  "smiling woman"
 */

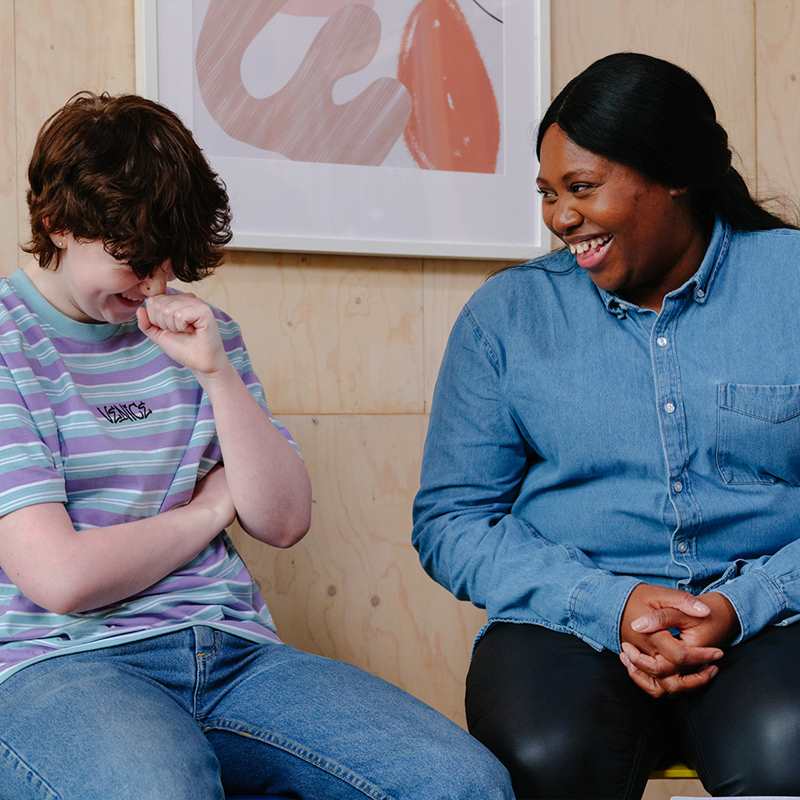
xmin=413 ymin=52 xmax=800 ymax=800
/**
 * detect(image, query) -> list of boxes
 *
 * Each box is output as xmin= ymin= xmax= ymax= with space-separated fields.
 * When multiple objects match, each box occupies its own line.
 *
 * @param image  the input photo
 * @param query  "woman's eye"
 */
xmin=570 ymin=183 xmax=592 ymax=193
xmin=536 ymin=188 xmax=556 ymax=201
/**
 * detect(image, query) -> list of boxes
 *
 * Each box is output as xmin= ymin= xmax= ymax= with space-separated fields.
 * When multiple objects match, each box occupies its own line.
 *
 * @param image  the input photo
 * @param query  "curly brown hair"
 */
xmin=24 ymin=91 xmax=232 ymax=281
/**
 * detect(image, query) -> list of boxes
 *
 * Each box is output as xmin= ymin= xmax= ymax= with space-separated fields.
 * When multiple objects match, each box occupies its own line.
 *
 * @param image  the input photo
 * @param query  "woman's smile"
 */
xmin=567 ymin=234 xmax=615 ymax=270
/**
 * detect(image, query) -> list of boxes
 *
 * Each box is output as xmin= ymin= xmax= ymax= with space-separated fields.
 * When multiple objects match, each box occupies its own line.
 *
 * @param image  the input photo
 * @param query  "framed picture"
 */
xmin=135 ymin=0 xmax=550 ymax=259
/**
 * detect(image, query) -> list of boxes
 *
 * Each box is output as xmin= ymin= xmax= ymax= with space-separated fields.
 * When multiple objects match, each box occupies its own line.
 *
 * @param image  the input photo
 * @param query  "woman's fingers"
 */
xmin=657 ymin=664 xmax=719 ymax=694
xmin=621 ymin=640 xmax=722 ymax=678
xmin=631 ymin=606 xmax=700 ymax=634
xmin=648 ymin=630 xmax=723 ymax=668
xmin=620 ymin=651 xmax=719 ymax=697
xmin=620 ymin=651 xmax=665 ymax=698
xmin=665 ymin=592 xmax=711 ymax=618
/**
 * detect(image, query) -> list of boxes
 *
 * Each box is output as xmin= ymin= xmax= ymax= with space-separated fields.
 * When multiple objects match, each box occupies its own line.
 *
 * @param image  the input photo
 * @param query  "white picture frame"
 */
xmin=135 ymin=0 xmax=550 ymax=260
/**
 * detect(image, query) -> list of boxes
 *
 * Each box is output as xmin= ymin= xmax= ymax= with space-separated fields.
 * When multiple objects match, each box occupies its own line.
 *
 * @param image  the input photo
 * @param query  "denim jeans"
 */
xmin=0 ymin=626 xmax=512 ymax=800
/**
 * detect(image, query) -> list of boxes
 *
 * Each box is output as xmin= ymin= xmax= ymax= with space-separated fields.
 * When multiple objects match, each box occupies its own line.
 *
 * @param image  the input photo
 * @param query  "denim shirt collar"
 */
xmin=596 ymin=217 xmax=732 ymax=318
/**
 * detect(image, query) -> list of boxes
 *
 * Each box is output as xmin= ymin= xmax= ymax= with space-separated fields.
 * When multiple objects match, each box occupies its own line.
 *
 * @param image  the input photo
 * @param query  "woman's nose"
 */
xmin=551 ymin=199 xmax=582 ymax=236
xmin=140 ymin=266 xmax=168 ymax=297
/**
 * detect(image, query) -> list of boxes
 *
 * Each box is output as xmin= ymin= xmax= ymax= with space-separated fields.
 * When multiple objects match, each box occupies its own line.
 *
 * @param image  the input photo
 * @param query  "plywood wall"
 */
xmin=2 ymin=2 xmax=798 ymax=798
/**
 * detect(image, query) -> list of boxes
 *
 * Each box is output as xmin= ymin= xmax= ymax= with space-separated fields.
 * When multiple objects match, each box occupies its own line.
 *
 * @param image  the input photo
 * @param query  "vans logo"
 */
xmin=97 ymin=402 xmax=153 ymax=424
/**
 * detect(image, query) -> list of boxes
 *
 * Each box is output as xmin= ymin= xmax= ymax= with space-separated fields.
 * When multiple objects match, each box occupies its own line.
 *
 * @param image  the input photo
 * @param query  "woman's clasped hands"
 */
xmin=619 ymin=584 xmax=740 ymax=697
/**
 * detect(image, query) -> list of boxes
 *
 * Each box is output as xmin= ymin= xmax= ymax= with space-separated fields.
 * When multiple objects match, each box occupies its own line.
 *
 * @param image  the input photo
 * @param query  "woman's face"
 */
xmin=536 ymin=124 xmax=706 ymax=310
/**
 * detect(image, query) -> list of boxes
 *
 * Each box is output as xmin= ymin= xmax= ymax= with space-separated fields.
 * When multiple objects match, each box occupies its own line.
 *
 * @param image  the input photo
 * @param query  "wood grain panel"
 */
xmin=228 ymin=413 xmax=486 ymax=727
xmin=197 ymin=251 xmax=425 ymax=414
xmin=422 ymin=258 xmax=501 ymax=411
xmin=14 ymin=0 xmax=135 ymax=246
xmin=0 ymin=0 xmax=16 ymax=276
xmin=551 ymin=0 xmax=756 ymax=185
xmin=756 ymin=0 xmax=800 ymax=204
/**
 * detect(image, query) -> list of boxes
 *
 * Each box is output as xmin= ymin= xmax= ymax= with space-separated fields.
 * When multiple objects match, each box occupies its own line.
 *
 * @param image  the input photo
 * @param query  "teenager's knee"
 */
xmin=416 ymin=733 xmax=514 ymax=800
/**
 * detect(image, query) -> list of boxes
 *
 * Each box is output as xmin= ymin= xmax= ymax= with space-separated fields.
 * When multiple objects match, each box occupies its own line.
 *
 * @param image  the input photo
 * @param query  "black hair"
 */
xmin=536 ymin=52 xmax=797 ymax=232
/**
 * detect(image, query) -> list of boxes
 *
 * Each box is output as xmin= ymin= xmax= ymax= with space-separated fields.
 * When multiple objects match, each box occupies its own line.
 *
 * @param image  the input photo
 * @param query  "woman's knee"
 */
xmin=700 ymin=703 xmax=800 ymax=795
xmin=470 ymin=723 xmax=644 ymax=799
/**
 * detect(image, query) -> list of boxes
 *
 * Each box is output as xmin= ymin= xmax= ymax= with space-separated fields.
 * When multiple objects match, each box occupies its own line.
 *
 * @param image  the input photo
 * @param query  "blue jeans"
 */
xmin=0 ymin=626 xmax=512 ymax=799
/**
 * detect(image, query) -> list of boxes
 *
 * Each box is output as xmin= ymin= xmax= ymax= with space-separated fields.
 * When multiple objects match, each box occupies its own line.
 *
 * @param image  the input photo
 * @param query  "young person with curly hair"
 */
xmin=0 ymin=93 xmax=512 ymax=800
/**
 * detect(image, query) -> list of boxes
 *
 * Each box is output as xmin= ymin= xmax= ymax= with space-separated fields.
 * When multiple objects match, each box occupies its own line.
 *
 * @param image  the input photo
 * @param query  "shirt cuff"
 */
xmin=569 ymin=572 xmax=642 ymax=653
xmin=714 ymin=568 xmax=787 ymax=644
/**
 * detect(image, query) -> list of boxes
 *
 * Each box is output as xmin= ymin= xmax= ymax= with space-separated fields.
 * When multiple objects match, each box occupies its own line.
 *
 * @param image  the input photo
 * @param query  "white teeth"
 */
xmin=569 ymin=235 xmax=612 ymax=256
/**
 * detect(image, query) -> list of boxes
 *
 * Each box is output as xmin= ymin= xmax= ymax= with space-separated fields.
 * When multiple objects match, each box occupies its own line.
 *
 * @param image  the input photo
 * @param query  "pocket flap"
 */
xmin=719 ymin=383 xmax=800 ymax=423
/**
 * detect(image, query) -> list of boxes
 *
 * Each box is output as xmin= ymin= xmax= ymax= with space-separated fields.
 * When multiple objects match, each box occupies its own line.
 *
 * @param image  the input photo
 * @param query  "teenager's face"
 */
xmin=536 ymin=124 xmax=704 ymax=310
xmin=43 ymin=235 xmax=173 ymax=324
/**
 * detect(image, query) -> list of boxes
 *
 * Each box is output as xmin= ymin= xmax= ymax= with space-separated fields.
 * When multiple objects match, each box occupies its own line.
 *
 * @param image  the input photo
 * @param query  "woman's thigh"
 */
xmin=0 ymin=652 xmax=223 ymax=800
xmin=466 ymin=622 xmax=667 ymax=800
xmin=677 ymin=622 xmax=800 ymax=796
xmin=198 ymin=635 xmax=514 ymax=800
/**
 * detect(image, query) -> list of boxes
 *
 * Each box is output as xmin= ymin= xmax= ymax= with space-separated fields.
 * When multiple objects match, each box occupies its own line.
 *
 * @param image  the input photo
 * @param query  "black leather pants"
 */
xmin=466 ymin=621 xmax=800 ymax=799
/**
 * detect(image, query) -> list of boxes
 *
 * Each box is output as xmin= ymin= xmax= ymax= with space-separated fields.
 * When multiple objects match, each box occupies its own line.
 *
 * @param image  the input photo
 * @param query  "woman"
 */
xmin=413 ymin=52 xmax=800 ymax=799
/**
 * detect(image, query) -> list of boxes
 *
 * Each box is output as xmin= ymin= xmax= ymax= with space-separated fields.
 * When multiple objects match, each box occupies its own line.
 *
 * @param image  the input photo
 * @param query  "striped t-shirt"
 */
xmin=0 ymin=268 xmax=294 ymax=683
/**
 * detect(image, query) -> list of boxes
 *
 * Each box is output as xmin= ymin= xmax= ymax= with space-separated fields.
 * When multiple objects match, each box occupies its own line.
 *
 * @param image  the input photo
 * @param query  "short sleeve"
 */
xmin=0 ymin=351 xmax=66 ymax=517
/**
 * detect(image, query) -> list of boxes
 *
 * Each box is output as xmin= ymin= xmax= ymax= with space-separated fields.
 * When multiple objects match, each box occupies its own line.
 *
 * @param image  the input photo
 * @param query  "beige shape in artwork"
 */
xmin=196 ymin=0 xmax=410 ymax=166
xmin=398 ymin=0 xmax=501 ymax=173
xmin=281 ymin=0 xmax=375 ymax=15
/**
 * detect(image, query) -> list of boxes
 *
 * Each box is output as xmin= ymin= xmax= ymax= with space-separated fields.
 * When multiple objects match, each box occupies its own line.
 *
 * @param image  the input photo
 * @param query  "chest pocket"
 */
xmin=717 ymin=383 xmax=800 ymax=485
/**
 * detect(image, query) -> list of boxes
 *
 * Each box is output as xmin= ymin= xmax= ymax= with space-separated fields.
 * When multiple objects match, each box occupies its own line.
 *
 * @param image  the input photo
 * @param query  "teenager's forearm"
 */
xmin=200 ymin=364 xmax=311 ymax=546
xmin=64 ymin=503 xmax=223 ymax=612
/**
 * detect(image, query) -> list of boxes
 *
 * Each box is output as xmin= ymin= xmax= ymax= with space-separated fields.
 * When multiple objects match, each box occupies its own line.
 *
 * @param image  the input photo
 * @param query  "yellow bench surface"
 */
xmin=651 ymin=763 xmax=698 ymax=779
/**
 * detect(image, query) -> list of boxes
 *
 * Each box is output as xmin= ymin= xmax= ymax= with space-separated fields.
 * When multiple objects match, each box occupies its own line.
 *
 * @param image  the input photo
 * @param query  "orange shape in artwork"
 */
xmin=398 ymin=0 xmax=500 ymax=173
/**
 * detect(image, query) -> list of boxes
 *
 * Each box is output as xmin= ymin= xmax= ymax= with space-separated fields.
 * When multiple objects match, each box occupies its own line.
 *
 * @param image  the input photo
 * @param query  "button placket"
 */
xmin=650 ymin=308 xmax=702 ymax=579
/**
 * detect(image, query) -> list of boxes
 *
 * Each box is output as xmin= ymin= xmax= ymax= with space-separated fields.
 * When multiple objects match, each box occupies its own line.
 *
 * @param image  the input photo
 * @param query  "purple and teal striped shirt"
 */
xmin=0 ymin=269 xmax=295 ymax=683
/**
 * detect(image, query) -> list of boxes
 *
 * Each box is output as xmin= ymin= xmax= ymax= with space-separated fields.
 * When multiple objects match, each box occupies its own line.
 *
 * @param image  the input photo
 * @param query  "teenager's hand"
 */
xmin=618 ymin=583 xmax=724 ymax=697
xmin=137 ymin=293 xmax=228 ymax=379
xmin=190 ymin=465 xmax=236 ymax=531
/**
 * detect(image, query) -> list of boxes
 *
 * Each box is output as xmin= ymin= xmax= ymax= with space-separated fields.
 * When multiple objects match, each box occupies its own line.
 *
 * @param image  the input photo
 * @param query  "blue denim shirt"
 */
xmin=413 ymin=219 xmax=800 ymax=653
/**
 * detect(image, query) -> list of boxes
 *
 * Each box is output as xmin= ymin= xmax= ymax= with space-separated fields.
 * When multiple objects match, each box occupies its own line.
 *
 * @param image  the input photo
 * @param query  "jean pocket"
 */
xmin=717 ymin=383 xmax=800 ymax=485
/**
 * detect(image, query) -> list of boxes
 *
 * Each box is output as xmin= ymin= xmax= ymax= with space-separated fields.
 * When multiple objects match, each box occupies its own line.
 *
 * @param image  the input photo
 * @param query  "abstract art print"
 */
xmin=137 ymin=0 xmax=549 ymax=259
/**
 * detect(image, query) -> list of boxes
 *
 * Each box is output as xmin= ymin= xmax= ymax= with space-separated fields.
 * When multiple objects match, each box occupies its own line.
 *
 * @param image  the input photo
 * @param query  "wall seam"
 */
xmin=753 ymin=0 xmax=759 ymax=196
xmin=11 ymin=0 xmax=18 ymax=265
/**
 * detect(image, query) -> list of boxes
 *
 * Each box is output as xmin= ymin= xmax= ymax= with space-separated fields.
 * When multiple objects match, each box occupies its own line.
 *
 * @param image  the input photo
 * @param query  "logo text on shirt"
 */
xmin=96 ymin=402 xmax=153 ymax=424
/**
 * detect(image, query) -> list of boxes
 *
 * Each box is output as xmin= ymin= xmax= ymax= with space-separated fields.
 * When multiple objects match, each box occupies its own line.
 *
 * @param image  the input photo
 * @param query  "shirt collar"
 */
xmin=596 ymin=217 xmax=731 ymax=318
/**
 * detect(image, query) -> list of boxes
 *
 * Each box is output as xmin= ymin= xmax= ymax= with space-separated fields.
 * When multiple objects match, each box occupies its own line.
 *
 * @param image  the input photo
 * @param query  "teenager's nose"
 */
xmin=140 ymin=266 xmax=168 ymax=297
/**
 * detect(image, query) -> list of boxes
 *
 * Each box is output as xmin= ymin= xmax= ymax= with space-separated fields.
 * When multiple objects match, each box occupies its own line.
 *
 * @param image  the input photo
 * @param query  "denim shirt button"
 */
xmin=672 ymin=480 xmax=683 ymax=493
xmin=656 ymin=336 xmax=668 ymax=348
xmin=677 ymin=541 xmax=689 ymax=554
xmin=664 ymin=401 xmax=676 ymax=414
